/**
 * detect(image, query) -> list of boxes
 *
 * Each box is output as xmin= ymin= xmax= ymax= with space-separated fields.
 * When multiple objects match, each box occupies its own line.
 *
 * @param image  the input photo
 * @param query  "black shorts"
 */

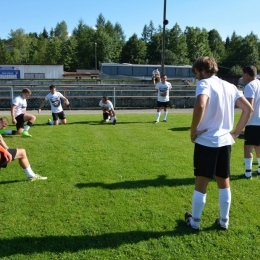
xmin=52 ymin=111 xmax=66 ymax=121
xmin=103 ymin=111 xmax=111 ymax=120
xmin=244 ymin=125 xmax=260 ymax=146
xmin=157 ymin=101 xmax=169 ymax=108
xmin=15 ymin=114 xmax=25 ymax=130
xmin=0 ymin=149 xmax=17 ymax=168
xmin=194 ymin=143 xmax=231 ymax=179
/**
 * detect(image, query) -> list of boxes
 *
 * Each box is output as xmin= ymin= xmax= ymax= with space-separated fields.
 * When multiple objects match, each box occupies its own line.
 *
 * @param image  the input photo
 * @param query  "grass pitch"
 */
xmin=0 ymin=112 xmax=260 ymax=259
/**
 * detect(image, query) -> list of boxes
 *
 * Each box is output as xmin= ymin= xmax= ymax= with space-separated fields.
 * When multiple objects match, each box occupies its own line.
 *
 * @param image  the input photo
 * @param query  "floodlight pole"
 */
xmin=161 ymin=0 xmax=167 ymax=75
xmin=94 ymin=42 xmax=97 ymax=71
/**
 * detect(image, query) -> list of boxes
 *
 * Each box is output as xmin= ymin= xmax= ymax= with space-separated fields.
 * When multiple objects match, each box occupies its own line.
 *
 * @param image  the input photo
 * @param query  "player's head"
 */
xmin=0 ymin=117 xmax=9 ymax=129
xmin=102 ymin=96 xmax=108 ymax=104
xmin=21 ymin=88 xmax=31 ymax=99
xmin=161 ymin=74 xmax=167 ymax=82
xmin=49 ymin=85 xmax=56 ymax=94
xmin=243 ymin=65 xmax=257 ymax=79
xmin=192 ymin=56 xmax=218 ymax=80
xmin=155 ymin=67 xmax=158 ymax=70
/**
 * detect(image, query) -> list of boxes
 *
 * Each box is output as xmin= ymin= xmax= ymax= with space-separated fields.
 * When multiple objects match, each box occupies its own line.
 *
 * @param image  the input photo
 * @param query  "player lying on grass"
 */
xmin=0 ymin=134 xmax=47 ymax=182
xmin=0 ymin=117 xmax=17 ymax=135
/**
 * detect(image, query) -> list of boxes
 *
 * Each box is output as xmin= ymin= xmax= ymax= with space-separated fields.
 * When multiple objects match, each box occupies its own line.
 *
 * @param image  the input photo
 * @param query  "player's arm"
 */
xmin=231 ymin=96 xmax=253 ymax=139
xmin=11 ymin=104 xmax=17 ymax=124
xmin=0 ymin=144 xmax=12 ymax=162
xmin=61 ymin=96 xmax=69 ymax=105
xmin=190 ymin=94 xmax=208 ymax=142
xmin=0 ymin=135 xmax=9 ymax=149
xmin=38 ymin=100 xmax=48 ymax=113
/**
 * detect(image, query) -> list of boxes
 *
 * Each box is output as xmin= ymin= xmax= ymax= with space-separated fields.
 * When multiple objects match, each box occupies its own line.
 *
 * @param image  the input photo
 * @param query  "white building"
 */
xmin=0 ymin=65 xmax=64 ymax=79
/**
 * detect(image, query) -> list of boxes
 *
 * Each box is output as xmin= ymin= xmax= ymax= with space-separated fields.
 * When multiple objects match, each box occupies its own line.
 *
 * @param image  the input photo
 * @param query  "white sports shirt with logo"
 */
xmin=195 ymin=76 xmax=243 ymax=148
xmin=45 ymin=91 xmax=65 ymax=113
xmin=12 ymin=95 xmax=27 ymax=117
xmin=244 ymin=79 xmax=260 ymax=126
xmin=155 ymin=81 xmax=172 ymax=102
xmin=99 ymin=100 xmax=114 ymax=111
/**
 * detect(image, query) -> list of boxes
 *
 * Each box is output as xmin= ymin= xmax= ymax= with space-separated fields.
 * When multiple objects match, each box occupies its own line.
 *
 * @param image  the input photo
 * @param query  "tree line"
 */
xmin=0 ymin=13 xmax=259 ymax=75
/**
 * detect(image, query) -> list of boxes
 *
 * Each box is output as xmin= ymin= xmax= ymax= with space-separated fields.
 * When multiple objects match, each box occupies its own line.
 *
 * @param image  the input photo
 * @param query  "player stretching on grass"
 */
xmin=0 ymin=117 xmax=16 ymax=135
xmin=11 ymin=88 xmax=36 ymax=137
xmin=0 ymin=134 xmax=47 ymax=181
xmin=99 ymin=96 xmax=117 ymax=125
xmin=38 ymin=85 xmax=69 ymax=125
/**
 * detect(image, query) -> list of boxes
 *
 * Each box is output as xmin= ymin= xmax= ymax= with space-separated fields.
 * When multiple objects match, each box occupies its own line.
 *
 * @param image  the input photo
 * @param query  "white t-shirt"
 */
xmin=244 ymin=79 xmax=260 ymax=126
xmin=99 ymin=100 xmax=114 ymax=111
xmin=155 ymin=81 xmax=172 ymax=102
xmin=45 ymin=91 xmax=64 ymax=113
xmin=152 ymin=70 xmax=160 ymax=77
xmin=12 ymin=95 xmax=27 ymax=118
xmin=195 ymin=76 xmax=243 ymax=147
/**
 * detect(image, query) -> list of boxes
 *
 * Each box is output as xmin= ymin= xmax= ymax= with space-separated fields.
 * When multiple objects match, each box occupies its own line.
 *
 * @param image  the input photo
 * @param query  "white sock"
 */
xmin=164 ymin=111 xmax=168 ymax=120
xmin=156 ymin=112 xmax=160 ymax=121
xmin=49 ymin=120 xmax=54 ymax=125
xmin=219 ymin=188 xmax=231 ymax=228
xmin=244 ymin=158 xmax=253 ymax=177
xmin=24 ymin=125 xmax=30 ymax=131
xmin=190 ymin=190 xmax=206 ymax=228
xmin=111 ymin=117 xmax=115 ymax=122
xmin=23 ymin=165 xmax=35 ymax=178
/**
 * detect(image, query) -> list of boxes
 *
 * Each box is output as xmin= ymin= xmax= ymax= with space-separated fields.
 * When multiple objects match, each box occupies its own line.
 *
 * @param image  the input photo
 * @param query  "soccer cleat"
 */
xmin=113 ymin=118 xmax=117 ymax=125
xmin=252 ymin=170 xmax=260 ymax=176
xmin=163 ymin=120 xmax=167 ymax=123
xmin=0 ymin=129 xmax=6 ymax=135
xmin=28 ymin=174 xmax=47 ymax=182
xmin=185 ymin=212 xmax=199 ymax=230
xmin=22 ymin=130 xmax=32 ymax=137
xmin=154 ymin=121 xmax=159 ymax=124
xmin=47 ymin=119 xmax=52 ymax=125
xmin=215 ymin=218 xmax=228 ymax=230
xmin=240 ymin=173 xmax=252 ymax=180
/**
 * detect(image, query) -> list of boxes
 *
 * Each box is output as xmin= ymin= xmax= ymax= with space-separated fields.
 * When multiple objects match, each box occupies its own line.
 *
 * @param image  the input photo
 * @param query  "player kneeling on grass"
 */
xmin=38 ymin=85 xmax=69 ymax=125
xmin=0 ymin=117 xmax=17 ymax=136
xmin=99 ymin=96 xmax=117 ymax=125
xmin=0 ymin=135 xmax=47 ymax=181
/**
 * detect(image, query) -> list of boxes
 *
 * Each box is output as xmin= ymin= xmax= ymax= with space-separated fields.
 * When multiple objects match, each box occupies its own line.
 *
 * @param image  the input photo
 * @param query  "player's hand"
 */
xmin=190 ymin=129 xmax=207 ymax=143
xmin=12 ymin=119 xmax=17 ymax=125
xmin=38 ymin=108 xmax=41 ymax=113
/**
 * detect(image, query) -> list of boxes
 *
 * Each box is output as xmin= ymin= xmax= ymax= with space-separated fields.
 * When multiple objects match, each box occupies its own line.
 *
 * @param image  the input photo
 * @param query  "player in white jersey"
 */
xmin=99 ymin=96 xmax=117 ymax=125
xmin=154 ymin=74 xmax=172 ymax=123
xmin=38 ymin=85 xmax=69 ymax=125
xmin=185 ymin=56 xmax=253 ymax=230
xmin=241 ymin=66 xmax=260 ymax=179
xmin=11 ymin=88 xmax=36 ymax=137
xmin=152 ymin=68 xmax=160 ymax=85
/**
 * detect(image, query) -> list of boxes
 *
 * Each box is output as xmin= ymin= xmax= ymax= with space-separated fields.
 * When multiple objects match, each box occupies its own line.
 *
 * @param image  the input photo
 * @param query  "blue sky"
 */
xmin=0 ymin=0 xmax=259 ymax=41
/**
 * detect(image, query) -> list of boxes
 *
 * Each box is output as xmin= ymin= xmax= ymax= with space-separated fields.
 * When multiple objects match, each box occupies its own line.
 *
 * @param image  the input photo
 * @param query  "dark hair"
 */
xmin=243 ymin=65 xmax=257 ymax=77
xmin=102 ymin=96 xmax=108 ymax=101
xmin=192 ymin=56 xmax=218 ymax=75
xmin=161 ymin=74 xmax=167 ymax=78
xmin=50 ymin=85 xmax=56 ymax=90
xmin=22 ymin=88 xmax=32 ymax=95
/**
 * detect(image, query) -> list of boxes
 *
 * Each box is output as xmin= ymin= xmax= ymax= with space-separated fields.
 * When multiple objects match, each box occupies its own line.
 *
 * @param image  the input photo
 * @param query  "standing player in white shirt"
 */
xmin=241 ymin=65 xmax=260 ymax=179
xmin=11 ymin=88 xmax=36 ymax=137
xmin=154 ymin=74 xmax=172 ymax=123
xmin=38 ymin=85 xmax=69 ymax=125
xmin=185 ymin=56 xmax=253 ymax=230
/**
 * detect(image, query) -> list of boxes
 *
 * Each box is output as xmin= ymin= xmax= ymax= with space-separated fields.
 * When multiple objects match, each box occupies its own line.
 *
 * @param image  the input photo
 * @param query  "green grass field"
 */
xmin=0 ymin=112 xmax=260 ymax=259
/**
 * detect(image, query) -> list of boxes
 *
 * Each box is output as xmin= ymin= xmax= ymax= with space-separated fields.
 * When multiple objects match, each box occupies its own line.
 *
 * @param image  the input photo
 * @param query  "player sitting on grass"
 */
xmin=99 ymin=96 xmax=117 ymax=125
xmin=0 ymin=117 xmax=16 ymax=135
xmin=0 ymin=134 xmax=47 ymax=182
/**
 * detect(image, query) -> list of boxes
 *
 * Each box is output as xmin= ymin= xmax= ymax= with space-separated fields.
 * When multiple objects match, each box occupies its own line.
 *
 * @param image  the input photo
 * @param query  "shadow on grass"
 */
xmin=168 ymin=127 xmax=190 ymax=131
xmin=0 ymin=179 xmax=23 ymax=185
xmin=76 ymin=175 xmax=195 ymax=190
xmin=0 ymin=229 xmax=177 ymax=257
xmin=0 ymin=220 xmax=229 ymax=257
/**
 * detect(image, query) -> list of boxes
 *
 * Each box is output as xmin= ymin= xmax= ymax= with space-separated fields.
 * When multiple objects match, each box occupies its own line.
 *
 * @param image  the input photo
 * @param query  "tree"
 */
xmin=41 ymin=27 xmax=49 ymax=39
xmin=0 ymin=39 xmax=10 ymax=63
xmin=96 ymin=13 xmax=106 ymax=27
xmin=229 ymin=65 xmax=243 ymax=75
xmin=54 ymin=21 xmax=68 ymax=41
xmin=208 ymin=29 xmax=225 ymax=62
xmin=121 ymin=34 xmax=147 ymax=64
xmin=146 ymin=32 xmax=162 ymax=64
xmin=184 ymin=26 xmax=212 ymax=63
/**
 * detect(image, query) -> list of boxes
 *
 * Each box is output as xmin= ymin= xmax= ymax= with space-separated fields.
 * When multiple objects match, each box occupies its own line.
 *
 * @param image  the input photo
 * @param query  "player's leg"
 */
xmin=58 ymin=111 xmax=67 ymax=124
xmin=215 ymin=145 xmax=231 ymax=230
xmin=155 ymin=101 xmax=161 ymax=123
xmin=254 ymin=145 xmax=260 ymax=174
xmin=163 ymin=102 xmax=169 ymax=122
xmin=13 ymin=148 xmax=47 ymax=181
